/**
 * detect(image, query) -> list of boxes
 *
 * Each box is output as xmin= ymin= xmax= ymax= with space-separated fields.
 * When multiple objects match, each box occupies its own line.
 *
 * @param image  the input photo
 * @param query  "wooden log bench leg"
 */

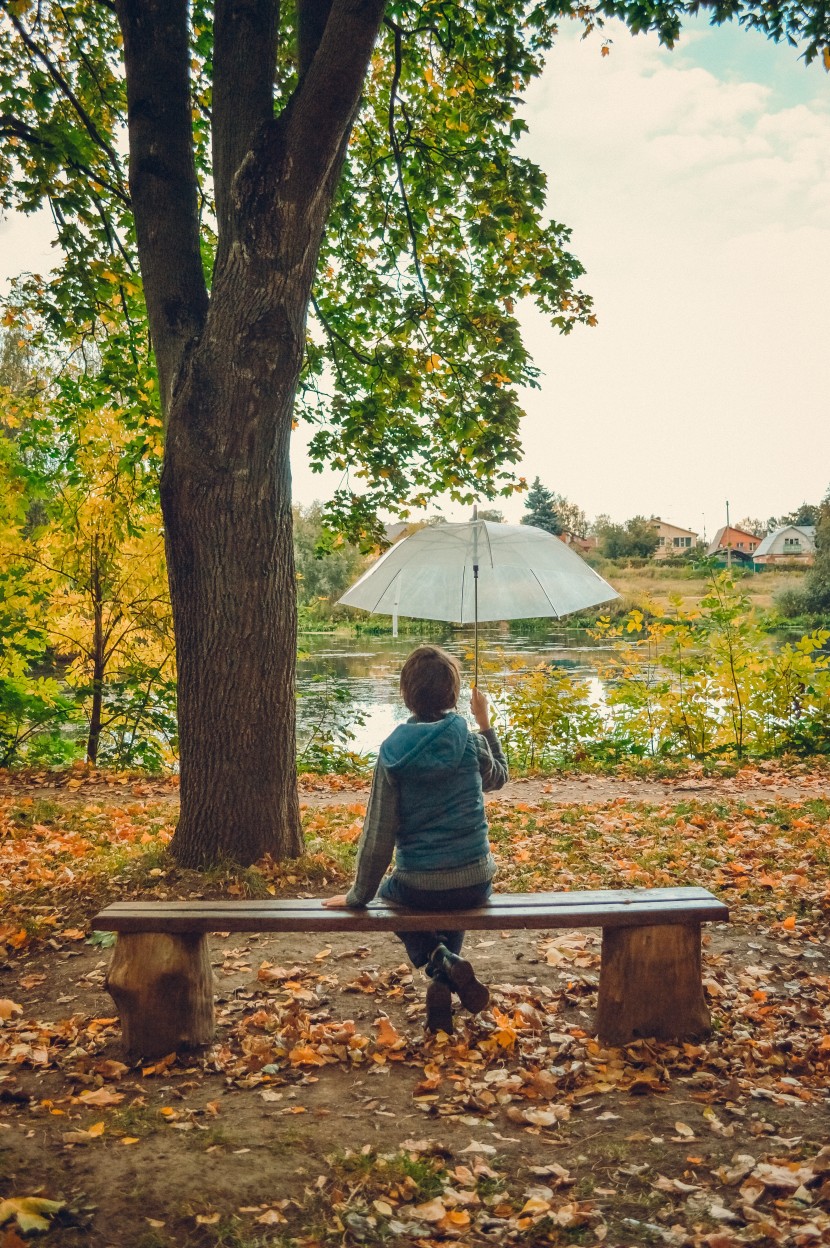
xmin=595 ymin=922 xmax=711 ymax=1046
xmin=105 ymin=932 xmax=215 ymax=1060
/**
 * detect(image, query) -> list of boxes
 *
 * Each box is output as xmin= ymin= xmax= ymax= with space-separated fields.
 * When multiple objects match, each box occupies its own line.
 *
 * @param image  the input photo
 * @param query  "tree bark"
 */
xmin=595 ymin=923 xmax=711 ymax=1046
xmin=105 ymin=932 xmax=214 ymax=1059
xmin=163 ymin=317 xmax=303 ymax=866
xmin=86 ymin=572 xmax=105 ymax=764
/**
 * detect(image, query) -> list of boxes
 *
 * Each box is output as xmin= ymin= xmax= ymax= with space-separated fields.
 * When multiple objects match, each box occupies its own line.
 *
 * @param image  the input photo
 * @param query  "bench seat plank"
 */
xmin=94 ymin=887 xmax=728 ymax=935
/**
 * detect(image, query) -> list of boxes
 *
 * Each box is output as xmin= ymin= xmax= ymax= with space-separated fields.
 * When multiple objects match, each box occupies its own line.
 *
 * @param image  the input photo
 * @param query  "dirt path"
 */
xmin=299 ymin=768 xmax=830 ymax=809
xmin=5 ymin=762 xmax=830 ymax=814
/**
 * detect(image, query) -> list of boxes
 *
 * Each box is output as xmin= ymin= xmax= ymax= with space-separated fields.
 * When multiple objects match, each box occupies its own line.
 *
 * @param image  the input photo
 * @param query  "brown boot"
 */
xmin=431 ymin=945 xmax=490 ymax=1013
xmin=425 ymin=975 xmax=453 ymax=1034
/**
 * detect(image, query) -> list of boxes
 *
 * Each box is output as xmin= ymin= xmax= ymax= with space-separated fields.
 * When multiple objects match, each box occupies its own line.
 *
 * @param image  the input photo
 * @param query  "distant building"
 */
xmin=651 ymin=519 xmax=699 ymax=559
xmin=707 ymin=525 xmax=764 ymax=560
xmin=753 ymin=525 xmax=816 ymax=566
xmin=558 ymin=530 xmax=598 ymax=554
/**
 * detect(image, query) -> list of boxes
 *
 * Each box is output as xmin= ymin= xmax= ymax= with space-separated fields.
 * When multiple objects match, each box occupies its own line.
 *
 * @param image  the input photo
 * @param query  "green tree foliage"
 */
xmin=590 ymin=575 xmax=830 ymax=760
xmin=0 ymin=333 xmax=70 ymax=765
xmin=594 ymin=515 xmax=660 ymax=560
xmin=485 ymin=571 xmax=830 ymax=771
xmin=780 ymin=502 xmax=821 ymax=528
xmin=596 ymin=0 xmax=830 ymax=65
xmin=521 ymin=481 xmax=587 ymax=537
xmin=521 ymin=477 xmax=563 ymax=535
xmin=0 ymin=426 xmax=68 ymax=766
xmin=293 ymin=502 xmax=369 ymax=621
xmin=801 ymin=490 xmax=830 ymax=615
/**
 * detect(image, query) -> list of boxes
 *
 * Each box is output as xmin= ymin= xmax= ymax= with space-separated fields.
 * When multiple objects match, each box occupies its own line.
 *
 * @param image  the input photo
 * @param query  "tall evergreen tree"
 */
xmin=521 ymin=478 xmax=563 ymax=536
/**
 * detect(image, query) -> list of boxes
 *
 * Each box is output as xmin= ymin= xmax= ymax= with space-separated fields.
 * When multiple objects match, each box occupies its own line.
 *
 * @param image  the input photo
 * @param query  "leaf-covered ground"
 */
xmin=0 ymin=765 xmax=829 ymax=1247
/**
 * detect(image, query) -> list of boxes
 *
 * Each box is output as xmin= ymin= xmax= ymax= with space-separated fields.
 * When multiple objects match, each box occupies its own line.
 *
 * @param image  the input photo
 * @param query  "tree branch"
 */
xmin=212 ymin=0 xmax=280 ymax=269
xmin=282 ymin=0 xmax=386 ymax=200
xmin=297 ymin=0 xmax=334 ymax=76
xmin=3 ymin=5 xmax=125 ymax=186
xmin=386 ymin=18 xmax=429 ymax=308
xmin=116 ymin=0 xmax=209 ymax=412
xmin=310 ymin=293 xmax=373 ymax=366
xmin=0 ymin=112 xmax=131 ymax=206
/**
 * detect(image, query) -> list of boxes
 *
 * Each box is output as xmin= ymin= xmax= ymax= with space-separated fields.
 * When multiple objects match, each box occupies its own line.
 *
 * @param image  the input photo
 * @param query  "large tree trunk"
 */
xmin=164 ymin=304 xmax=304 ymax=867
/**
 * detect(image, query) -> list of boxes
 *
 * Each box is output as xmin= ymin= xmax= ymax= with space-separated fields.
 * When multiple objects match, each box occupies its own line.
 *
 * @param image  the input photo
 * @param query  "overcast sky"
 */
xmin=508 ymin=17 xmax=830 ymax=539
xmin=2 ymin=18 xmax=828 ymax=541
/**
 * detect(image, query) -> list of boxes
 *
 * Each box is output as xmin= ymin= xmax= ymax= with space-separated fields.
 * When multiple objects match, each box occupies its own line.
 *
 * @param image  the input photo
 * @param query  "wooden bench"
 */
xmin=93 ymin=886 xmax=728 ymax=1059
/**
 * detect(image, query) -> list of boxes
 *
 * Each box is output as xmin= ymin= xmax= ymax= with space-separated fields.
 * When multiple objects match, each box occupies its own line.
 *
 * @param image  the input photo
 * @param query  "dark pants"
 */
xmin=377 ymin=874 xmax=493 ymax=968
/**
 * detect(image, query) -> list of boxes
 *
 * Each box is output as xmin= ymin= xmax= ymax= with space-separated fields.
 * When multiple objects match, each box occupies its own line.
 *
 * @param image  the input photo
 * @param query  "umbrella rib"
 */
xmin=529 ymin=568 xmax=561 ymax=619
xmin=347 ymin=565 xmax=402 ymax=615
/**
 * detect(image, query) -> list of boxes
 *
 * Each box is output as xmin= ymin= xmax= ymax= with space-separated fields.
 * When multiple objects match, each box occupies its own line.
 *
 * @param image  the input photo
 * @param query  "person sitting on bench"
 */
xmin=323 ymin=644 xmax=508 ymax=1033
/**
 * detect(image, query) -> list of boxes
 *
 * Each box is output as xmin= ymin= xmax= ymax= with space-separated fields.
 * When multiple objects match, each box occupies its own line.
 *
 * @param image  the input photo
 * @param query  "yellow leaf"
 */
xmin=0 ymin=999 xmax=23 ymax=1020
xmin=0 ymin=1198 xmax=64 ymax=1233
xmin=824 ymin=46 xmax=830 ymax=70
xmin=520 ymin=1197 xmax=551 ymax=1214
xmin=87 ymin=1122 xmax=106 ymax=1138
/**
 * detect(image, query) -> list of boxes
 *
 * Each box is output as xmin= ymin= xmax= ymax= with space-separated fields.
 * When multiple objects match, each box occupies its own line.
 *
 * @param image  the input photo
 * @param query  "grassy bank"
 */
xmin=593 ymin=562 xmax=808 ymax=618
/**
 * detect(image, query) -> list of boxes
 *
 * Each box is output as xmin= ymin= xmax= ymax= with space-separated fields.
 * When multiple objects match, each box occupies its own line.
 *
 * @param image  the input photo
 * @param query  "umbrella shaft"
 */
xmin=474 ymin=563 xmax=479 ymax=685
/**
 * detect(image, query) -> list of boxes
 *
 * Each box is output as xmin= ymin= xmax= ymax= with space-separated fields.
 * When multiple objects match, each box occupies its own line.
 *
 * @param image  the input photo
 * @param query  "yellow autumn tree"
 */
xmin=0 ymin=336 xmax=76 ymax=764
xmin=21 ymin=400 xmax=174 ymax=767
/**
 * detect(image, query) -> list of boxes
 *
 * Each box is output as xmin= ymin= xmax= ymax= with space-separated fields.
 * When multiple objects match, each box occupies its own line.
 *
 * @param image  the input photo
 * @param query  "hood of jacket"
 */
xmin=378 ymin=712 xmax=469 ymax=775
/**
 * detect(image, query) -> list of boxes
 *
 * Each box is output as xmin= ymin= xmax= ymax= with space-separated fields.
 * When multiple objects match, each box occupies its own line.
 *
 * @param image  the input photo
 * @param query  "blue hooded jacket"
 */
xmin=378 ymin=712 xmax=489 ymax=873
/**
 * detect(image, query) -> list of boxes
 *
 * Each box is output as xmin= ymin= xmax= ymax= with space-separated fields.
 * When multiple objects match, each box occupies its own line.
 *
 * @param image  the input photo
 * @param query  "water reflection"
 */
xmin=296 ymin=625 xmax=611 ymax=756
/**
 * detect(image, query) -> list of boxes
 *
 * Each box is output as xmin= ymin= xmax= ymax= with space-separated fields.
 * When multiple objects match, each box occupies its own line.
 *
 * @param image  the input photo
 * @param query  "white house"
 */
xmin=651 ymin=519 xmax=699 ymax=559
xmin=753 ymin=525 xmax=817 ymax=566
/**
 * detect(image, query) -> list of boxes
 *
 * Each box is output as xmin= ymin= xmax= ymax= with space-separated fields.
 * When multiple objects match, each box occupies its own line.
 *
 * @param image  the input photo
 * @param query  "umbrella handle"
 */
xmin=474 ymin=562 xmax=479 ymax=685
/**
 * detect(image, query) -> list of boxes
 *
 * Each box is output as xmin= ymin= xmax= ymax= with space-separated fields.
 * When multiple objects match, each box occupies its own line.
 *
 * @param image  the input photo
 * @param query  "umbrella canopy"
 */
xmin=338 ymin=518 xmax=618 ymax=672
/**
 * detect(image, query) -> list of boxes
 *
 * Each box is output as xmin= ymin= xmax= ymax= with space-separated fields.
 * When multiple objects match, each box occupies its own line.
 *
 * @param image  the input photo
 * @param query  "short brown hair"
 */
xmin=399 ymin=645 xmax=461 ymax=721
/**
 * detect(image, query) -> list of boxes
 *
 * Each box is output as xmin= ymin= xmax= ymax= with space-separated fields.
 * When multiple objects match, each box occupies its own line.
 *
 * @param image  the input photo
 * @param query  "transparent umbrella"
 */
xmin=338 ymin=510 xmax=619 ymax=680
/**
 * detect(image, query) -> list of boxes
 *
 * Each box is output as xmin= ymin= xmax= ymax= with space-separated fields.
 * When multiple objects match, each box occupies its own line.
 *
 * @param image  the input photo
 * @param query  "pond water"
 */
xmin=296 ymin=625 xmax=612 ymax=756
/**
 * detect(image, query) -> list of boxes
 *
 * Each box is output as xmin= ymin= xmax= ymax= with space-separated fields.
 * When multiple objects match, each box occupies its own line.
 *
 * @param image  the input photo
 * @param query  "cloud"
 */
xmin=506 ymin=19 xmax=830 ymax=527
